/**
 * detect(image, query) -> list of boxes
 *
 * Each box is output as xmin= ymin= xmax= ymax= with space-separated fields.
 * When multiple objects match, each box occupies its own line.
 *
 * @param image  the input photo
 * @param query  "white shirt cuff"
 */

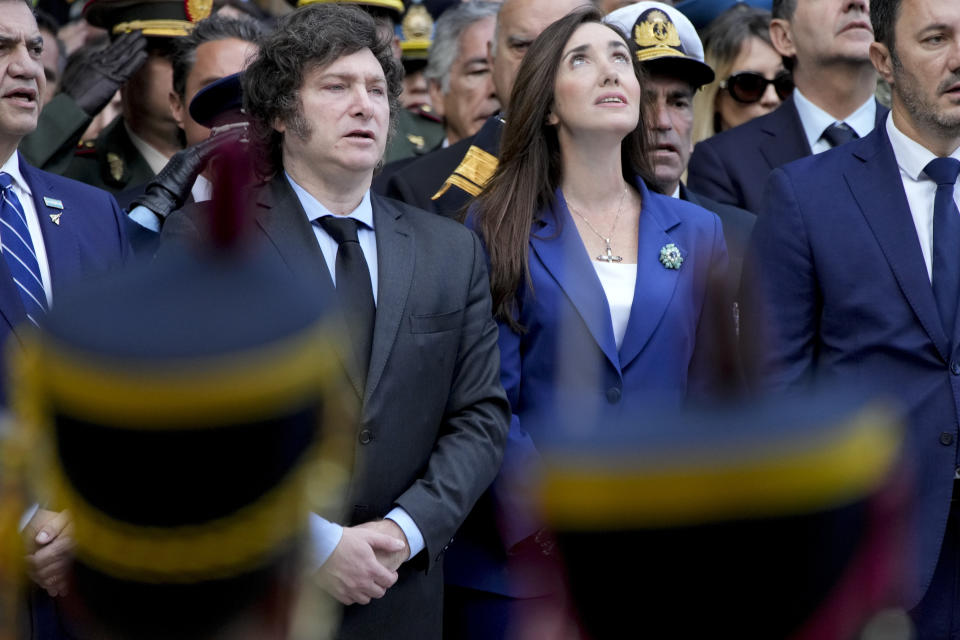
xmin=19 ymin=503 xmax=39 ymax=532
xmin=128 ymin=205 xmax=162 ymax=232
xmin=385 ymin=506 xmax=425 ymax=560
xmin=309 ymin=513 xmax=343 ymax=570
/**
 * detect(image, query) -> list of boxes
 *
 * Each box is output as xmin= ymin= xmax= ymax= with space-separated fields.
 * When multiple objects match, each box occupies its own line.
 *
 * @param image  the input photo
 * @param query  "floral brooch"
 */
xmin=659 ymin=243 xmax=683 ymax=270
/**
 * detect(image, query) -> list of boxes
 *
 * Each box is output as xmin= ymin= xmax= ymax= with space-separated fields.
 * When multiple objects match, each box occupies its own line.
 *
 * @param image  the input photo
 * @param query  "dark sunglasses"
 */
xmin=720 ymin=71 xmax=793 ymax=104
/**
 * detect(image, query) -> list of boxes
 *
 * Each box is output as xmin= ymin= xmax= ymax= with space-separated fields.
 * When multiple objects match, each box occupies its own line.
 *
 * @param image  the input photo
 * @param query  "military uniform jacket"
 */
xmin=384 ymin=115 xmax=503 ymax=218
xmin=19 ymin=93 xmax=92 ymax=175
xmin=383 ymin=106 xmax=446 ymax=165
xmin=61 ymin=115 xmax=155 ymax=195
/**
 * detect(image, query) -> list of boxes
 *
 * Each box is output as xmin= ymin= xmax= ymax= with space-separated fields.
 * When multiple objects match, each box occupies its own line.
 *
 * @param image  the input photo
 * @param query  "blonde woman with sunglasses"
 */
xmin=691 ymin=4 xmax=788 ymax=143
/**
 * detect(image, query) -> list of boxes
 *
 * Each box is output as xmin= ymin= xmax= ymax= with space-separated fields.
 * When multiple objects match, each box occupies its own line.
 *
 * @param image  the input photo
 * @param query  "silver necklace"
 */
xmin=565 ymin=186 xmax=628 ymax=263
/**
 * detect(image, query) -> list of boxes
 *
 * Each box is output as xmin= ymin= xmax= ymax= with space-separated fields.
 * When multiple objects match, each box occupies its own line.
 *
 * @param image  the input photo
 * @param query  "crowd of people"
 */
xmin=0 ymin=0 xmax=958 ymax=637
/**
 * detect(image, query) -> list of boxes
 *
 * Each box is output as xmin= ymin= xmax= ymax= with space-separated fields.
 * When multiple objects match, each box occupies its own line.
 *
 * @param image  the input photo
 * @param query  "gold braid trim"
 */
xmin=431 ymin=145 xmax=498 ymax=201
xmin=10 ymin=320 xmax=356 ymax=584
xmin=297 ymin=0 xmax=404 ymax=11
xmin=539 ymin=405 xmax=901 ymax=530
xmin=635 ymin=47 xmax=692 ymax=62
xmin=112 ymin=20 xmax=196 ymax=37
xmin=45 ymin=440 xmax=318 ymax=582
xmin=35 ymin=320 xmax=341 ymax=427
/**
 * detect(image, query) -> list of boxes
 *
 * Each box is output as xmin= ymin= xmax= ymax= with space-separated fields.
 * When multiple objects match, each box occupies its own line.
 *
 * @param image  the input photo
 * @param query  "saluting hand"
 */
xmin=60 ymin=30 xmax=148 ymax=117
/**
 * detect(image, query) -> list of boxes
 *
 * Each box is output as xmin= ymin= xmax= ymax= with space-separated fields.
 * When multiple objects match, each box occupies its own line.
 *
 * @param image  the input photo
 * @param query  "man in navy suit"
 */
xmin=687 ymin=0 xmax=885 ymax=213
xmin=1 ymin=0 xmax=129 ymax=635
xmin=743 ymin=0 xmax=960 ymax=635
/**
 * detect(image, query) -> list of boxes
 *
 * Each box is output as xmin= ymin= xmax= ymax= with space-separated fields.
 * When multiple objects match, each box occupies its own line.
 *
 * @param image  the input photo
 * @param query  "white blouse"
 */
xmin=592 ymin=261 xmax=637 ymax=350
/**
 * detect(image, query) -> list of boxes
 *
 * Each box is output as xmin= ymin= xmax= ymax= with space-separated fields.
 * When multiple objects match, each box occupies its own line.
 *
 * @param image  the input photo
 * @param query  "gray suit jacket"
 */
xmin=161 ymin=176 xmax=510 ymax=639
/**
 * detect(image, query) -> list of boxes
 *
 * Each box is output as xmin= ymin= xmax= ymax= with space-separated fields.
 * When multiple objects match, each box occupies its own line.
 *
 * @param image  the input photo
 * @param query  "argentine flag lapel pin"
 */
xmin=43 ymin=197 xmax=64 ymax=225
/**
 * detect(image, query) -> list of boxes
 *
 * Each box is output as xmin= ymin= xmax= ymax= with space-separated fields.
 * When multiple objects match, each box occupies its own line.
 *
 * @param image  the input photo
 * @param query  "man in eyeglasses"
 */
xmin=687 ymin=0 xmax=887 ymax=214
xmin=607 ymin=3 xmax=755 ymax=309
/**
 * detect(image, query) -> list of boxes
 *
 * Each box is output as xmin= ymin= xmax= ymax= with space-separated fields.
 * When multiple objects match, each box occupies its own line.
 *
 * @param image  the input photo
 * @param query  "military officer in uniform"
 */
xmin=391 ymin=0 xmax=446 ymax=161
xmin=18 ymin=29 xmax=148 ymax=176
xmin=399 ymin=1 xmax=433 ymax=112
xmin=57 ymin=0 xmax=211 ymax=194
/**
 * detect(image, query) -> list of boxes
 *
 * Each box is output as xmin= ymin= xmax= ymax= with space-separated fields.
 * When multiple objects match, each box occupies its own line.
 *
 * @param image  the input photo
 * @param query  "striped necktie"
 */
xmin=0 ymin=172 xmax=47 ymax=325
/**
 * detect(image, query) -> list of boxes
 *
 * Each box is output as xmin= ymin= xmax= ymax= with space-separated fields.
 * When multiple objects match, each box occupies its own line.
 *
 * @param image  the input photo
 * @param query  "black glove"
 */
xmin=60 ymin=31 xmax=148 ymax=117
xmin=131 ymin=123 xmax=250 ymax=220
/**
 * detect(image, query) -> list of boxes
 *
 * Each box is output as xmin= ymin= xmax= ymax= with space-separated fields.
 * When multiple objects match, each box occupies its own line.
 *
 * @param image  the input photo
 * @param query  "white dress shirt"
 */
xmin=125 ymin=122 xmax=170 ymax=176
xmin=125 ymin=126 xmax=177 ymax=233
xmin=1 ymin=152 xmax=53 ymax=307
xmin=191 ymin=173 xmax=213 ymax=203
xmin=793 ymin=89 xmax=877 ymax=155
xmin=887 ymin=113 xmax=960 ymax=283
xmin=285 ymin=172 xmax=425 ymax=566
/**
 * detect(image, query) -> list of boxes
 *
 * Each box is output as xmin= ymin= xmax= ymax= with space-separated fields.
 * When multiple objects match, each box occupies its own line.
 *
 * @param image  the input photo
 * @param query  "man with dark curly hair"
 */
xmin=161 ymin=5 xmax=509 ymax=639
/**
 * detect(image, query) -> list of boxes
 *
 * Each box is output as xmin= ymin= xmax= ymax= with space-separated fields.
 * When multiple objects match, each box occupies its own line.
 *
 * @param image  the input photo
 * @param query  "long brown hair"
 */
xmin=473 ymin=6 xmax=657 ymax=332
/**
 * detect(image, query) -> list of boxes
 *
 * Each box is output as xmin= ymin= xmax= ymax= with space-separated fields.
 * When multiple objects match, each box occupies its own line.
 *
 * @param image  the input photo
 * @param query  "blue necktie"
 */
xmin=0 ymin=172 xmax=46 ymax=325
xmin=924 ymin=158 xmax=960 ymax=341
xmin=822 ymin=122 xmax=859 ymax=148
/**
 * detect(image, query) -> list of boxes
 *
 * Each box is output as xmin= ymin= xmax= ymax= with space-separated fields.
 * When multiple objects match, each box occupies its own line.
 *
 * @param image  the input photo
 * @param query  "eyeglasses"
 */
xmin=720 ymin=71 xmax=793 ymax=104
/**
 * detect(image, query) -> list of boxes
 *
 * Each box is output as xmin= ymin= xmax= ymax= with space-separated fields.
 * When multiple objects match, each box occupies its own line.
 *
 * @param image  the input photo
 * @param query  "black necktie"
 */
xmin=821 ymin=122 xmax=859 ymax=148
xmin=318 ymin=216 xmax=375 ymax=387
xmin=925 ymin=158 xmax=960 ymax=341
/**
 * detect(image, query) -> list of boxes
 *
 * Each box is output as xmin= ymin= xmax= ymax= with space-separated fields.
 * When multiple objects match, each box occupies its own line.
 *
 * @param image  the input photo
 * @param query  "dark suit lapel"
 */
xmin=365 ymin=194 xmax=414 ymax=404
xmin=845 ymin=125 xmax=950 ymax=360
xmin=758 ymin=98 xmax=812 ymax=170
xmin=619 ymin=181 xmax=683 ymax=368
xmin=254 ymin=177 xmax=330 ymax=277
xmin=20 ymin=160 xmax=81 ymax=300
xmin=253 ymin=176 xmax=365 ymax=397
xmin=531 ymin=192 xmax=619 ymax=370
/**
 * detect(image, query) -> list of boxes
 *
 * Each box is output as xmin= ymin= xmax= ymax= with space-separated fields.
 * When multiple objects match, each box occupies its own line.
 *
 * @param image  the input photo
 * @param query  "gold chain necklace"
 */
xmin=565 ymin=186 xmax=628 ymax=263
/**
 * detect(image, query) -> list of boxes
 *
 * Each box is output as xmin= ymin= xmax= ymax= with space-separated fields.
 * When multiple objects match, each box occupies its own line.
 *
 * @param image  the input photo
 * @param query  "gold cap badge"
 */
xmin=634 ymin=9 xmax=685 ymax=62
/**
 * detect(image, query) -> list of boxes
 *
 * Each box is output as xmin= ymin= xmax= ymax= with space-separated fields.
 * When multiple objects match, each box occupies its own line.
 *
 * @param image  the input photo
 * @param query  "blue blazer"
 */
xmin=447 ymin=178 xmax=728 ymax=597
xmin=687 ymin=97 xmax=888 ymax=214
xmin=0 ymin=156 xmax=130 ymax=402
xmin=742 ymin=122 xmax=954 ymax=607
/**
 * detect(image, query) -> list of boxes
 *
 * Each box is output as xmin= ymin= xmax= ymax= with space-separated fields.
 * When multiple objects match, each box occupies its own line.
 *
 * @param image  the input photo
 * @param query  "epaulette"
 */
xmin=74 ymin=139 xmax=96 ymax=157
xmin=413 ymin=104 xmax=442 ymax=124
xmin=432 ymin=115 xmax=503 ymax=200
xmin=432 ymin=146 xmax=498 ymax=200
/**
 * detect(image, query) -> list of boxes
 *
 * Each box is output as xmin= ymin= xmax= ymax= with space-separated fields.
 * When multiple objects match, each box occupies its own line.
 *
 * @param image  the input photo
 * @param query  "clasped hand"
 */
xmin=23 ymin=509 xmax=74 ymax=597
xmin=317 ymin=519 xmax=410 ymax=606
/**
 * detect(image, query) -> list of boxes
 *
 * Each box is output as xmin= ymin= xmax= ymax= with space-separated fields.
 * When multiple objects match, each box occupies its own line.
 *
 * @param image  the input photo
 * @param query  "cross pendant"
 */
xmin=597 ymin=241 xmax=622 ymax=263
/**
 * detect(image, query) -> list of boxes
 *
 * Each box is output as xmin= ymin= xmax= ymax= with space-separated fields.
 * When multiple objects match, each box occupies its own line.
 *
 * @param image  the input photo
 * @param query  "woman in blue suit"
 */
xmin=446 ymin=7 xmax=729 ymax=638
